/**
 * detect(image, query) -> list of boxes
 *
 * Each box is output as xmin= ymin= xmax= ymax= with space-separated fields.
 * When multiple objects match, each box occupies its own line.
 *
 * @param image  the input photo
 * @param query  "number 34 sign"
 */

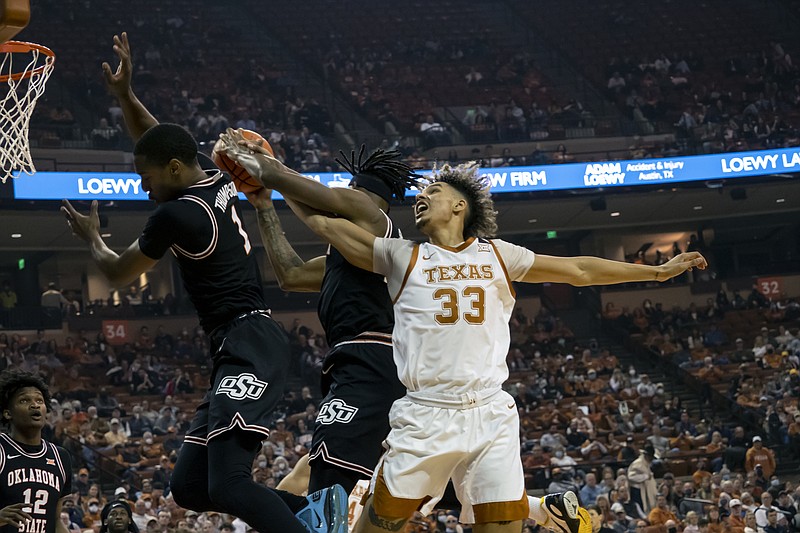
xmin=757 ymin=277 xmax=783 ymax=298
xmin=102 ymin=320 xmax=129 ymax=345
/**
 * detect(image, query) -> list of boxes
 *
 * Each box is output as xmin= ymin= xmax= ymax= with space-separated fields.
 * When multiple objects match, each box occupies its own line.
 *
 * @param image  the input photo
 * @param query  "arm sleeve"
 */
xmin=492 ymin=239 xmax=536 ymax=281
xmin=138 ymin=205 xmax=178 ymax=260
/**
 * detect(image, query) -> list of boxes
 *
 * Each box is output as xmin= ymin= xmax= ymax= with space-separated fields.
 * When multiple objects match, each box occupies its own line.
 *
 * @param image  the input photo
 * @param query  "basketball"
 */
xmin=212 ymin=129 xmax=273 ymax=194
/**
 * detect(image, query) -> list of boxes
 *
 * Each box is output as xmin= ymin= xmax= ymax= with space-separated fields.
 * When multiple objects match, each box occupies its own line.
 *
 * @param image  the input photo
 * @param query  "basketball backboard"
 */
xmin=0 ymin=0 xmax=29 ymax=44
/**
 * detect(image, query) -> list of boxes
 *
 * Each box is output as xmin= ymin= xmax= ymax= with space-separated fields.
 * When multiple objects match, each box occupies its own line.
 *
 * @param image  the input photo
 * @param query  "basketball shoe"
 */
xmin=539 ymin=491 xmax=591 ymax=533
xmin=295 ymin=483 xmax=349 ymax=533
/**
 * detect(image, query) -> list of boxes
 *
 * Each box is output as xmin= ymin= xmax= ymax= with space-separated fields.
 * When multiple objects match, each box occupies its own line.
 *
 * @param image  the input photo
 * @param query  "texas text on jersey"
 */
xmin=0 ymin=433 xmax=72 ymax=533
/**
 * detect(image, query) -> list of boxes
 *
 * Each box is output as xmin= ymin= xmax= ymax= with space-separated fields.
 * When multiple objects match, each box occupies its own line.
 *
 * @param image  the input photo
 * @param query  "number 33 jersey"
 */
xmin=0 ymin=433 xmax=72 ymax=533
xmin=373 ymin=237 xmax=534 ymax=397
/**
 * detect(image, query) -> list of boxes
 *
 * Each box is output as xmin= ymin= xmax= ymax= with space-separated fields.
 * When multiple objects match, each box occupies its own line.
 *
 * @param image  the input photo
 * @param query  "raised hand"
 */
xmin=102 ymin=32 xmax=133 ymax=97
xmin=218 ymin=128 xmax=285 ymax=180
xmin=61 ymin=200 xmax=101 ymax=243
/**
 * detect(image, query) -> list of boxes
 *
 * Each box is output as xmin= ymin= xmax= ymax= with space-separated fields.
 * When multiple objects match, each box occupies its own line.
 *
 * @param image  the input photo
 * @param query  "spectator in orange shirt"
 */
xmin=648 ymin=494 xmax=678 ymax=526
xmin=691 ymin=457 xmax=712 ymax=488
xmin=726 ymin=499 xmax=746 ymax=533
xmin=670 ymin=430 xmax=697 ymax=452
xmin=763 ymin=346 xmax=782 ymax=369
xmin=745 ymin=436 xmax=776 ymax=478
xmin=697 ymin=357 xmax=725 ymax=381
xmin=581 ymin=433 xmax=609 ymax=464
xmin=267 ymin=418 xmax=294 ymax=453
xmin=55 ymin=405 xmax=83 ymax=441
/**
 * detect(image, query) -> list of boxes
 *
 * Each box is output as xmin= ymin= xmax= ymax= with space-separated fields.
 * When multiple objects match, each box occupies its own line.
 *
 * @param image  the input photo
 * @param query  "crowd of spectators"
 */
xmin=15 ymin=1 xmax=800 ymax=182
xmin=604 ymin=41 xmax=800 ymax=156
xmin=2 ymin=282 xmax=800 ymax=532
xmin=24 ymin=0 xmax=336 ymax=173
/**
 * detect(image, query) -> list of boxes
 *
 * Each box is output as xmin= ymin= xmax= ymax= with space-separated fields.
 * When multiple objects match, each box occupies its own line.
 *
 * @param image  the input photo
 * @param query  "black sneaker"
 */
xmin=540 ymin=491 xmax=591 ymax=533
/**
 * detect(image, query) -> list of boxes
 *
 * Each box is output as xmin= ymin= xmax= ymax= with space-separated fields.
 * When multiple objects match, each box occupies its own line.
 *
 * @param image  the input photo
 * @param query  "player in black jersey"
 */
xmin=222 ymin=140 xmax=419 ymax=496
xmin=59 ymin=33 xmax=347 ymax=533
xmin=0 ymin=370 xmax=72 ymax=533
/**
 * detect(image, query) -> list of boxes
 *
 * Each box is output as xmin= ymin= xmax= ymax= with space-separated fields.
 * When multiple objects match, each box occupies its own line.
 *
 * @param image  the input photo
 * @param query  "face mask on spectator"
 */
xmin=555 ymin=451 xmax=564 ymax=458
xmin=145 ymin=438 xmax=153 ymax=445
xmin=89 ymin=505 xmax=98 ymax=513
xmin=145 ymin=502 xmax=152 ymax=510
xmin=629 ymin=369 xmax=636 ymax=376
xmin=258 ymin=461 xmax=267 ymax=469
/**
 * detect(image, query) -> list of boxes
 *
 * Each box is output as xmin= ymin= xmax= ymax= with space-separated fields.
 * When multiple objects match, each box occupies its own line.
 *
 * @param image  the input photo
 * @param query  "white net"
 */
xmin=0 ymin=41 xmax=55 ymax=183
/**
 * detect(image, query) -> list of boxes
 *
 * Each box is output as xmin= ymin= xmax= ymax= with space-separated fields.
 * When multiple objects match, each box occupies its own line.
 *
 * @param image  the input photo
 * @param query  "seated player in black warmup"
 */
xmin=99 ymin=500 xmax=138 ymax=533
xmin=60 ymin=33 xmax=347 ymax=533
xmin=0 ymin=370 xmax=73 ymax=533
xmin=237 ymin=143 xmax=417 ymax=495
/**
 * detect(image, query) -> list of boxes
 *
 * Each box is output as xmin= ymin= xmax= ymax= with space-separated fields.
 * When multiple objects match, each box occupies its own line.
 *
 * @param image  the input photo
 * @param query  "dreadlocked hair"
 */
xmin=0 ymin=370 xmax=51 ymax=419
xmin=429 ymin=162 xmax=498 ymax=239
xmin=335 ymin=145 xmax=421 ymax=201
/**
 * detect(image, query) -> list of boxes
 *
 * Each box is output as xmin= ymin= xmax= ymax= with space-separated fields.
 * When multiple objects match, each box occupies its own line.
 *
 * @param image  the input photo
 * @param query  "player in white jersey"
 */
xmin=219 ymin=146 xmax=707 ymax=533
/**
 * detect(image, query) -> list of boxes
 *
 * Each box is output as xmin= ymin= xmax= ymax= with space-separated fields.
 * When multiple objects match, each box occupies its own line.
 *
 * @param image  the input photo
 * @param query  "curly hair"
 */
xmin=0 ymin=370 xmax=51 ymax=421
xmin=428 ymin=162 xmax=498 ymax=238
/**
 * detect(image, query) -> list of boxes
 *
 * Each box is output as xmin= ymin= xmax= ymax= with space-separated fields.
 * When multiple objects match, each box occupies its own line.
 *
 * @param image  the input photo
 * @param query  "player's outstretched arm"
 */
xmin=288 ymin=200 xmax=377 ymax=273
xmin=219 ymin=130 xmax=387 ymax=233
xmin=522 ymin=251 xmax=707 ymax=286
xmin=61 ymin=200 xmax=158 ymax=287
xmin=101 ymin=32 xmax=158 ymax=142
xmin=245 ymin=187 xmax=324 ymax=292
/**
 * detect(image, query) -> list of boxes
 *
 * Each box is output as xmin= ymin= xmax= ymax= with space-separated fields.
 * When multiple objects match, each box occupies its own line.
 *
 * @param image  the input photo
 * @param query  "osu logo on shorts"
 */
xmin=316 ymin=399 xmax=359 ymax=425
xmin=216 ymin=373 xmax=268 ymax=400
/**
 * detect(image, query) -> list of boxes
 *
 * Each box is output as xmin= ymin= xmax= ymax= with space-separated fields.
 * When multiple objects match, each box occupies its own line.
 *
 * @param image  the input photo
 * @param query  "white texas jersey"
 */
xmin=374 ymin=237 xmax=535 ymax=397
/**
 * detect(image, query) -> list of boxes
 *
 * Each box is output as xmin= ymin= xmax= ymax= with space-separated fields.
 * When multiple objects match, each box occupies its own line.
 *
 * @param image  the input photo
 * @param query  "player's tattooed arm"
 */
xmin=248 ymin=188 xmax=324 ymax=292
xmin=367 ymin=505 xmax=407 ymax=532
xmin=221 ymin=129 xmax=387 ymax=234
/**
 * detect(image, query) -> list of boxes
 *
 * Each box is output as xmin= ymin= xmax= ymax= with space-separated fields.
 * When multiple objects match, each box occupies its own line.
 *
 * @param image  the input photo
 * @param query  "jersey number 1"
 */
xmin=231 ymin=209 xmax=252 ymax=254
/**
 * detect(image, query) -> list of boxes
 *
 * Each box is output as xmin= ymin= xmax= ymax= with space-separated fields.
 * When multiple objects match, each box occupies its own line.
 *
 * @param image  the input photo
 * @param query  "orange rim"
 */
xmin=0 ymin=40 xmax=55 ymax=83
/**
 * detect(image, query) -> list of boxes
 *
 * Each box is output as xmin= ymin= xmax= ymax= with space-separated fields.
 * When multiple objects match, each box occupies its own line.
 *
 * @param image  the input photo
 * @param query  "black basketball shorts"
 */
xmin=185 ymin=311 xmax=290 ymax=446
xmin=309 ymin=340 xmax=406 ymax=478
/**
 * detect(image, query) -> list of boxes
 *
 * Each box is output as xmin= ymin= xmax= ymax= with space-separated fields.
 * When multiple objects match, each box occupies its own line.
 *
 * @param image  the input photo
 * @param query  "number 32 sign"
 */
xmin=757 ymin=277 xmax=782 ymax=298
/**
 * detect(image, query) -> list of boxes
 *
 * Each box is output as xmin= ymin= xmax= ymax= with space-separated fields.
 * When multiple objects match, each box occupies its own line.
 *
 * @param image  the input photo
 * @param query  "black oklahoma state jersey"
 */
xmin=139 ymin=155 xmax=266 ymax=333
xmin=0 ymin=433 xmax=72 ymax=533
xmin=317 ymin=212 xmax=400 ymax=346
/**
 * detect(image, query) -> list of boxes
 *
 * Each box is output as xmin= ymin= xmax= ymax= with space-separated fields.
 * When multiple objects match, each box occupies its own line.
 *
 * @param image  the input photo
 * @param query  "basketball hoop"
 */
xmin=0 ymin=40 xmax=55 ymax=182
